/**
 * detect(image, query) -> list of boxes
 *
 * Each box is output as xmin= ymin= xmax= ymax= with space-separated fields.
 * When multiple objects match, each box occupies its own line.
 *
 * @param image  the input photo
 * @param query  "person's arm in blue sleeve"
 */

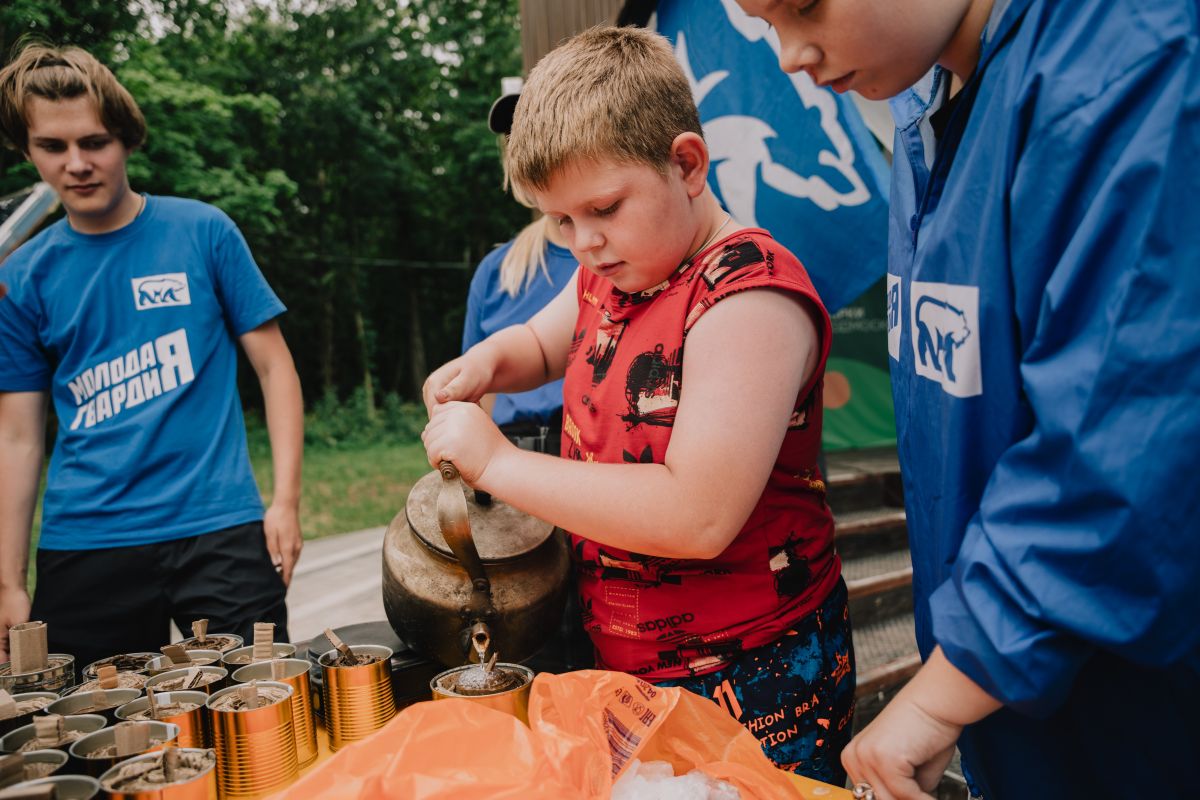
xmin=932 ymin=41 xmax=1200 ymax=717
xmin=843 ymin=39 xmax=1200 ymax=797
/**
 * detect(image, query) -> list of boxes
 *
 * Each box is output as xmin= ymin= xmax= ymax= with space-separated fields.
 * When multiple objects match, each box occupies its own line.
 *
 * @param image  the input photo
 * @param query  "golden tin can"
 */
xmin=99 ymin=747 xmax=218 ymax=800
xmin=220 ymin=643 xmax=297 ymax=670
xmin=205 ymin=680 xmax=297 ymax=799
xmin=231 ymin=658 xmax=317 ymax=768
xmin=318 ymin=645 xmax=396 ymax=752
xmin=144 ymin=666 xmax=228 ymax=696
xmin=116 ymin=690 xmax=210 ymax=749
xmin=145 ymin=650 xmax=223 ymax=677
xmin=430 ymin=663 xmax=534 ymax=724
xmin=68 ymin=720 xmax=179 ymax=777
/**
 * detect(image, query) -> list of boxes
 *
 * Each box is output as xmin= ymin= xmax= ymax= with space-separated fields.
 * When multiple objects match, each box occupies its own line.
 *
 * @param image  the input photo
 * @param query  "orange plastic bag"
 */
xmin=270 ymin=670 xmax=810 ymax=799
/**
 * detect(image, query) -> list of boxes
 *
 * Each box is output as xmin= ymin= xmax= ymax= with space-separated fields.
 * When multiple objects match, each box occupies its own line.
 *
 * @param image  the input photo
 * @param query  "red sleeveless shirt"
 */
xmin=561 ymin=229 xmax=841 ymax=680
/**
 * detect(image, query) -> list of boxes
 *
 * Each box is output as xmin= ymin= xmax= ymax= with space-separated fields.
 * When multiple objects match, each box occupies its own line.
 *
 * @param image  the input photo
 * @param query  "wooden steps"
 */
xmin=826 ymin=448 xmax=968 ymax=797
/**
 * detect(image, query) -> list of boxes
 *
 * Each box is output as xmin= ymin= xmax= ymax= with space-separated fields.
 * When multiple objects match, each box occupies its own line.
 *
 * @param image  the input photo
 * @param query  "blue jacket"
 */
xmin=887 ymin=0 xmax=1200 ymax=795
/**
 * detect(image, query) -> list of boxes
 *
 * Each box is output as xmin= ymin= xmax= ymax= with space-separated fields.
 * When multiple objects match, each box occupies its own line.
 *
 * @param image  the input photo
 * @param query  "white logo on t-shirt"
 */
xmin=132 ymin=273 xmax=190 ymax=310
xmin=910 ymin=281 xmax=982 ymax=398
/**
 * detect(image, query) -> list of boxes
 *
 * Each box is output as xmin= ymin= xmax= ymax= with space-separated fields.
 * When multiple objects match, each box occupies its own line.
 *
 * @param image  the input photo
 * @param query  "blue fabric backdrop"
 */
xmin=657 ymin=0 xmax=890 ymax=313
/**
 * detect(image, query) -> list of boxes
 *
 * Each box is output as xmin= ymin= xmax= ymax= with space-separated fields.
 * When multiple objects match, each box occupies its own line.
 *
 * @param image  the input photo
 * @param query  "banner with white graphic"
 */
xmin=657 ymin=0 xmax=896 ymax=450
xmin=657 ymin=0 xmax=890 ymax=313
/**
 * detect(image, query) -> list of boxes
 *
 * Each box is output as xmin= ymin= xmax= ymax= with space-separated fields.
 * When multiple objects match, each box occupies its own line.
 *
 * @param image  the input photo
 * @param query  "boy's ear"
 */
xmin=670 ymin=132 xmax=711 ymax=198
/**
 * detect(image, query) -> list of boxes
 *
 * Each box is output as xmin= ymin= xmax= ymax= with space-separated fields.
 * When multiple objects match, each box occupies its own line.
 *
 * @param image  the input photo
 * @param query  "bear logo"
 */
xmin=915 ymin=295 xmax=970 ymax=383
xmin=132 ymin=273 xmax=190 ymax=310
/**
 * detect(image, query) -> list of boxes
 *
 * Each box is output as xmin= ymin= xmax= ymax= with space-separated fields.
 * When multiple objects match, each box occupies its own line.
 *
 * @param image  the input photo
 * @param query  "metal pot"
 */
xmin=382 ymin=463 xmax=570 ymax=667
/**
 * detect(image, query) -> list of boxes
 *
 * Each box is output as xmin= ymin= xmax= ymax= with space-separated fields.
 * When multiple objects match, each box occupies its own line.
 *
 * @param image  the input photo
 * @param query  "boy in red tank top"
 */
xmin=423 ymin=26 xmax=853 ymax=782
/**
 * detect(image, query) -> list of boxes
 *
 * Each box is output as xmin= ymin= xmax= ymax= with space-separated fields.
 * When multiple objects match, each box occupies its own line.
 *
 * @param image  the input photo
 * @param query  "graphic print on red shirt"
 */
xmin=562 ymin=229 xmax=841 ymax=680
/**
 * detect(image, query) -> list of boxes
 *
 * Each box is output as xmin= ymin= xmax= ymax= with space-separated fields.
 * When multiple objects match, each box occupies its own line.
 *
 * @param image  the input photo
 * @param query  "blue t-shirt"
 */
xmin=0 ymin=195 xmax=285 ymax=550
xmin=461 ymin=238 xmax=577 ymax=427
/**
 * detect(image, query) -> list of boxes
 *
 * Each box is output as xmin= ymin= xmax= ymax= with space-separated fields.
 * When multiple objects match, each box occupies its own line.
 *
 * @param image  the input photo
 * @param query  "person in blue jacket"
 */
xmin=736 ymin=1 xmax=1200 ymax=797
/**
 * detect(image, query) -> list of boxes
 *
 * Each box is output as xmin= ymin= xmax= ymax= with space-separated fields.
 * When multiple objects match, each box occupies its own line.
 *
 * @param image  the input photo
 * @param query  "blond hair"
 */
xmin=0 ymin=42 xmax=146 ymax=153
xmin=498 ymin=214 xmax=554 ymax=298
xmin=505 ymin=26 xmax=702 ymax=194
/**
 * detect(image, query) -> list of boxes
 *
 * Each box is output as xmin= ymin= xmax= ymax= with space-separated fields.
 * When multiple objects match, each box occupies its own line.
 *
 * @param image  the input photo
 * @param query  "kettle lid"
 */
xmin=404 ymin=470 xmax=555 ymax=562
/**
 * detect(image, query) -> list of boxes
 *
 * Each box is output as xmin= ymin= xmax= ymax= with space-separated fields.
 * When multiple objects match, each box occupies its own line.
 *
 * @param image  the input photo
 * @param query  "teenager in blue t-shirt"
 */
xmin=0 ymin=45 xmax=304 ymax=672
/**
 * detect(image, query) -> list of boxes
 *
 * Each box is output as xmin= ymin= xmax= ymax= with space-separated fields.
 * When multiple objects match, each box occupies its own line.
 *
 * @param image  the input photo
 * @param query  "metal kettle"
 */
xmin=382 ymin=462 xmax=570 ymax=667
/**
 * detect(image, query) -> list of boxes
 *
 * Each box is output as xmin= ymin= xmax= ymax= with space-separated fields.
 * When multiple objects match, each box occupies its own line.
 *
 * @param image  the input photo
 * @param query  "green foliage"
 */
xmin=247 ymin=390 xmax=433 ymax=537
xmin=1 ymin=0 xmax=529 ymax=411
xmin=247 ymin=388 xmax=428 ymax=454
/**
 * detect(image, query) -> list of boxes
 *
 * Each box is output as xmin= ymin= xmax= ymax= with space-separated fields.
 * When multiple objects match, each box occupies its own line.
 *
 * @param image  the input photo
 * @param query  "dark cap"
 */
xmin=487 ymin=77 xmax=524 ymax=135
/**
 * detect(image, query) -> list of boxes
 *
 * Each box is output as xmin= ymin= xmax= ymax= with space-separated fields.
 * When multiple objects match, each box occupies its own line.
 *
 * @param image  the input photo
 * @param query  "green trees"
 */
xmin=1 ymin=0 xmax=528 ymax=407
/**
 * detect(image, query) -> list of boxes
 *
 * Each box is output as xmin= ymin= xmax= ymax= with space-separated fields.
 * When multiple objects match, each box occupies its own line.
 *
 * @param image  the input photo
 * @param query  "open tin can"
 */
xmin=174 ymin=634 xmax=243 ymax=655
xmin=0 ymin=654 xmax=75 ymax=695
xmin=206 ymin=680 xmax=298 ymax=799
xmin=0 ymin=713 xmax=106 ymax=756
xmin=116 ymin=690 xmax=210 ymax=749
xmin=6 ymin=774 xmax=102 ymax=798
xmin=145 ymin=650 xmax=223 ymax=677
xmin=68 ymin=721 xmax=179 ymax=777
xmin=144 ymin=666 xmax=228 ymax=696
xmin=318 ymin=645 xmax=396 ymax=751
xmin=99 ymin=747 xmax=218 ymax=800
xmin=81 ymin=653 xmax=157 ymax=681
xmin=430 ymin=663 xmax=534 ymax=724
xmin=7 ymin=748 xmax=69 ymax=781
xmin=0 ymin=691 xmax=58 ymax=736
xmin=231 ymin=659 xmax=317 ymax=768
xmin=47 ymin=688 xmax=143 ymax=725
xmin=220 ymin=643 xmax=296 ymax=670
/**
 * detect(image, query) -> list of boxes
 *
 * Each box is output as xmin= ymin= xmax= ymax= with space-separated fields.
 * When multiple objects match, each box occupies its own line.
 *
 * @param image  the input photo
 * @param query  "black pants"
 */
xmin=31 ymin=521 xmax=288 ymax=678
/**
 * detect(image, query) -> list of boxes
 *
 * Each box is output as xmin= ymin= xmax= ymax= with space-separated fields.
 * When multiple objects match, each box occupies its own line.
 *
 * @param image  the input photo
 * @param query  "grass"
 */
xmin=250 ymin=438 xmax=432 ymax=539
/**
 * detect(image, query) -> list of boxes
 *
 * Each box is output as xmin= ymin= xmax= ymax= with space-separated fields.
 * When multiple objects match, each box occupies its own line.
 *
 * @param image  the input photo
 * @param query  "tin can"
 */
xmin=116 ymin=690 xmax=210 ymax=749
xmin=0 ymin=691 xmax=58 ymax=736
xmin=318 ymin=645 xmax=396 ymax=752
xmin=81 ymin=653 xmax=157 ymax=681
xmin=144 ymin=666 xmax=228 ymax=696
xmin=12 ymin=748 xmax=69 ymax=780
xmin=8 ymin=774 xmax=101 ymax=799
xmin=430 ymin=663 xmax=534 ymax=724
xmin=145 ymin=650 xmax=223 ymax=677
xmin=99 ymin=747 xmax=218 ymax=800
xmin=0 ymin=713 xmax=106 ymax=756
xmin=231 ymin=659 xmax=316 ymax=767
xmin=220 ymin=644 xmax=297 ymax=670
xmin=68 ymin=721 xmax=179 ymax=777
xmin=47 ymin=688 xmax=143 ymax=725
xmin=174 ymin=634 xmax=243 ymax=654
xmin=0 ymin=654 xmax=75 ymax=695
xmin=206 ymin=681 xmax=298 ymax=799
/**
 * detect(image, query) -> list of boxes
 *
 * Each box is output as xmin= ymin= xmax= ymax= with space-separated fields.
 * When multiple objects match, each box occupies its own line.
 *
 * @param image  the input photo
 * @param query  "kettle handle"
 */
xmin=436 ymin=462 xmax=492 ymax=596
